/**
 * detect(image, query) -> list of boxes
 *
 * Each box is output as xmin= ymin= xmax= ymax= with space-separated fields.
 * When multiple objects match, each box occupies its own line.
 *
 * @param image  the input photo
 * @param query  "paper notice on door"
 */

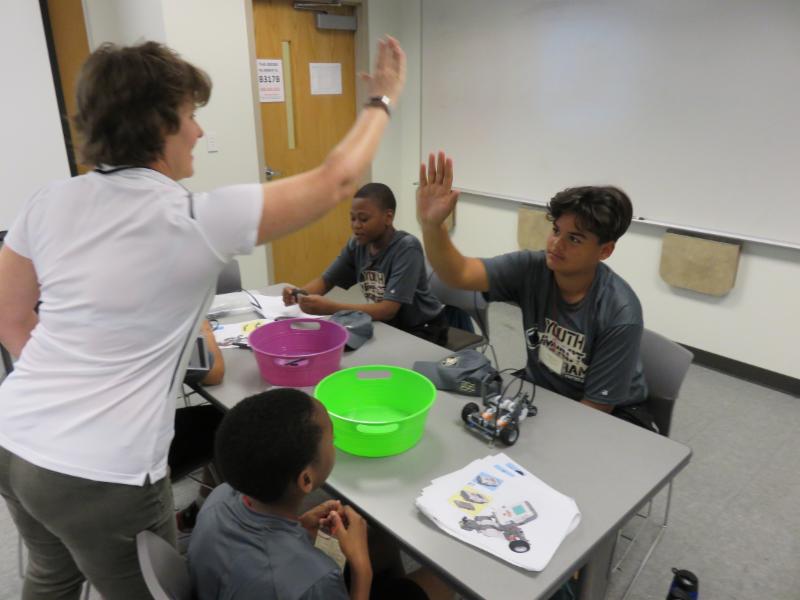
xmin=309 ymin=62 xmax=342 ymax=95
xmin=257 ymin=59 xmax=285 ymax=102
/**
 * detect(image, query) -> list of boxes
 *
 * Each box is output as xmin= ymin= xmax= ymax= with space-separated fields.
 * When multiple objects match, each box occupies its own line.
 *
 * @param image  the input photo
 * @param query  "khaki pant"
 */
xmin=0 ymin=445 xmax=176 ymax=600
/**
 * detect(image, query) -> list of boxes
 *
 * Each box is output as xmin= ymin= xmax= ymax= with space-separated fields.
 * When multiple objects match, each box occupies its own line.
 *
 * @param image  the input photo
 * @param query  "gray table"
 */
xmin=197 ymin=287 xmax=691 ymax=600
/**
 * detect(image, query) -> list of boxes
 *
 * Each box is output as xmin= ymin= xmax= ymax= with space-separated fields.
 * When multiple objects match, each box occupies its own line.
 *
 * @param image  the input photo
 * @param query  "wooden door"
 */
xmin=252 ymin=0 xmax=358 ymax=286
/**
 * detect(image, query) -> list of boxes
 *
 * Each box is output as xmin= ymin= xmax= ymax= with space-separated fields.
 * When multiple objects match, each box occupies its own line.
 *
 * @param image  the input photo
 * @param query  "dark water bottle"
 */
xmin=667 ymin=568 xmax=698 ymax=600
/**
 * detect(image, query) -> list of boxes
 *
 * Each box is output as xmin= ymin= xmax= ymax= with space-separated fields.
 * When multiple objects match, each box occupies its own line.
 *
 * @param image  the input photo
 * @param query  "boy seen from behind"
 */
xmin=188 ymin=389 xmax=448 ymax=599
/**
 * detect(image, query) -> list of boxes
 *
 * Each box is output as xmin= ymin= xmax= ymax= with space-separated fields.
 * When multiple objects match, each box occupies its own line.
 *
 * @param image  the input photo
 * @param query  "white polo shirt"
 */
xmin=0 ymin=168 xmax=262 ymax=485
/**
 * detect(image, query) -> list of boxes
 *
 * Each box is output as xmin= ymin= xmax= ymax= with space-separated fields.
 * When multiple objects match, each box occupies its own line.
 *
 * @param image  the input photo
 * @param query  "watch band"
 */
xmin=365 ymin=95 xmax=391 ymax=116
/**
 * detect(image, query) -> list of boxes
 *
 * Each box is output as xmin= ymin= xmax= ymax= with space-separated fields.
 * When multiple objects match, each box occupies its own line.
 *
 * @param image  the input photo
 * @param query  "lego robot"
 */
xmin=459 ymin=500 xmax=538 ymax=553
xmin=461 ymin=387 xmax=536 ymax=446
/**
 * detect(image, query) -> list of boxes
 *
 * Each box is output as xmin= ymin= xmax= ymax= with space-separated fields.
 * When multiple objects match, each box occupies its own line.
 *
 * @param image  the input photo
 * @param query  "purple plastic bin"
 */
xmin=248 ymin=318 xmax=348 ymax=387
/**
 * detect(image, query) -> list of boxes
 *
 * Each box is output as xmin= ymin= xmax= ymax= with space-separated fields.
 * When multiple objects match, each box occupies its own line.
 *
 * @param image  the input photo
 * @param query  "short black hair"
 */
xmin=215 ymin=388 xmax=323 ymax=504
xmin=354 ymin=182 xmax=396 ymax=212
xmin=547 ymin=186 xmax=633 ymax=244
xmin=74 ymin=41 xmax=211 ymax=167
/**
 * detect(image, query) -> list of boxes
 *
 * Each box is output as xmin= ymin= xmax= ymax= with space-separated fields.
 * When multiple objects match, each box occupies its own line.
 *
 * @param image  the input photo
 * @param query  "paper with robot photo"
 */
xmin=416 ymin=453 xmax=580 ymax=571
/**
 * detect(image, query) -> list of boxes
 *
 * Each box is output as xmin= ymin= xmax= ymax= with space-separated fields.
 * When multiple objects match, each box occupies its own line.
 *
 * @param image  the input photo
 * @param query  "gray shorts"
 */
xmin=0 ymin=444 xmax=176 ymax=600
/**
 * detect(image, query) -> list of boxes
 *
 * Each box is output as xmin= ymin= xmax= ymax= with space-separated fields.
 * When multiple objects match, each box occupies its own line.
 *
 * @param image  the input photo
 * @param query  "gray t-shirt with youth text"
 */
xmin=482 ymin=250 xmax=647 ymax=406
xmin=188 ymin=484 xmax=348 ymax=600
xmin=323 ymin=230 xmax=442 ymax=330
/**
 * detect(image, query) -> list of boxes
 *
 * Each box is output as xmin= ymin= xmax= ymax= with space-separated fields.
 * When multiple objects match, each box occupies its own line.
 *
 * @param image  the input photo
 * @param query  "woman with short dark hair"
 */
xmin=75 ymin=41 xmax=213 ymax=168
xmin=0 ymin=37 xmax=404 ymax=599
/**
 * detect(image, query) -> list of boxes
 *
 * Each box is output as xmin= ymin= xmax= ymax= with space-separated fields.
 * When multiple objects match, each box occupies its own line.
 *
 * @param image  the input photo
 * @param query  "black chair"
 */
xmin=640 ymin=329 xmax=694 ymax=438
xmin=428 ymin=271 xmax=490 ymax=351
xmin=610 ymin=328 xmax=693 ymax=599
xmin=169 ymin=259 xmax=237 ymax=519
xmin=216 ymin=259 xmax=242 ymax=294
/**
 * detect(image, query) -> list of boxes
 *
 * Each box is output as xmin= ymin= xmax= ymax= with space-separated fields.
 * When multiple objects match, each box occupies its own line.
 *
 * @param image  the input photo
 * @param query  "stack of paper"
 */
xmin=208 ymin=292 xmax=323 ymax=348
xmin=416 ymin=453 xmax=581 ymax=571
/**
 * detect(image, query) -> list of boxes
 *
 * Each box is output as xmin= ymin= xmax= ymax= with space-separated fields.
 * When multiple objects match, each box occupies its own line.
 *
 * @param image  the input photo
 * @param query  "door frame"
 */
xmin=38 ymin=0 xmax=80 ymax=177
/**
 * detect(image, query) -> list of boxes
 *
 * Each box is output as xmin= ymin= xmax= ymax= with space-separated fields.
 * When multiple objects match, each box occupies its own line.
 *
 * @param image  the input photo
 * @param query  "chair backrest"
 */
xmin=216 ymin=259 xmax=242 ymax=295
xmin=639 ymin=328 xmax=693 ymax=437
xmin=428 ymin=271 xmax=490 ymax=340
xmin=136 ymin=530 xmax=192 ymax=600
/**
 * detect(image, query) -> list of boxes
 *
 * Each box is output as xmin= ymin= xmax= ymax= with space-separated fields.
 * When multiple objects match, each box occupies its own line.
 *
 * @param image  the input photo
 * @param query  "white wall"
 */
xmin=366 ymin=0 xmax=800 ymax=380
xmin=364 ymin=0 xmax=422 ymax=234
xmin=1 ymin=0 xmax=71 ymax=231
xmin=160 ymin=0 xmax=267 ymax=288
xmin=83 ymin=0 xmax=166 ymax=46
xmin=610 ymin=227 xmax=799 ymax=377
xmin=81 ymin=0 xmax=269 ymax=288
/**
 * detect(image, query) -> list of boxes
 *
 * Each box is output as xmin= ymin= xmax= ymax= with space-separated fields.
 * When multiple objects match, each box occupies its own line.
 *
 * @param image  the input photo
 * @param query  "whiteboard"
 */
xmin=421 ymin=0 xmax=800 ymax=248
xmin=0 ymin=0 xmax=70 ymax=232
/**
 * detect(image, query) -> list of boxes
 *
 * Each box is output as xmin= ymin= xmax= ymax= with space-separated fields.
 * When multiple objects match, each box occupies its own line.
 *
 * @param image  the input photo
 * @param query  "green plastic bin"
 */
xmin=314 ymin=365 xmax=436 ymax=457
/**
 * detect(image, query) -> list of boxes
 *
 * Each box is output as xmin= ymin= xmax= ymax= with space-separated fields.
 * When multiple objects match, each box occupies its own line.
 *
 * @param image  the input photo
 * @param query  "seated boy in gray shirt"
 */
xmin=417 ymin=152 xmax=648 ymax=420
xmin=188 ymin=389 xmax=361 ymax=599
xmin=283 ymin=183 xmax=447 ymax=345
xmin=188 ymin=389 xmax=447 ymax=600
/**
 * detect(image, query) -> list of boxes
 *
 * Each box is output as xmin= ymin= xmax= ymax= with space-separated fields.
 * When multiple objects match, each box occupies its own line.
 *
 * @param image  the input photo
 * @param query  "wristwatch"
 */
xmin=365 ymin=95 xmax=391 ymax=116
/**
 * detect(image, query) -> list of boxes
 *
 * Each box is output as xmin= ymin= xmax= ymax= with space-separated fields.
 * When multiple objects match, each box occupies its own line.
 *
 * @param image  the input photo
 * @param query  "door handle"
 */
xmin=264 ymin=164 xmax=282 ymax=181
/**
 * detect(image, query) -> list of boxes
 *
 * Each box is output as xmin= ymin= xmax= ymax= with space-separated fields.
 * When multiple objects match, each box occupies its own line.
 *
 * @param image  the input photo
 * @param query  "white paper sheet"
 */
xmin=416 ymin=453 xmax=581 ymax=571
xmin=257 ymin=59 xmax=285 ymax=102
xmin=310 ymin=62 xmax=342 ymax=95
xmin=210 ymin=319 xmax=268 ymax=349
